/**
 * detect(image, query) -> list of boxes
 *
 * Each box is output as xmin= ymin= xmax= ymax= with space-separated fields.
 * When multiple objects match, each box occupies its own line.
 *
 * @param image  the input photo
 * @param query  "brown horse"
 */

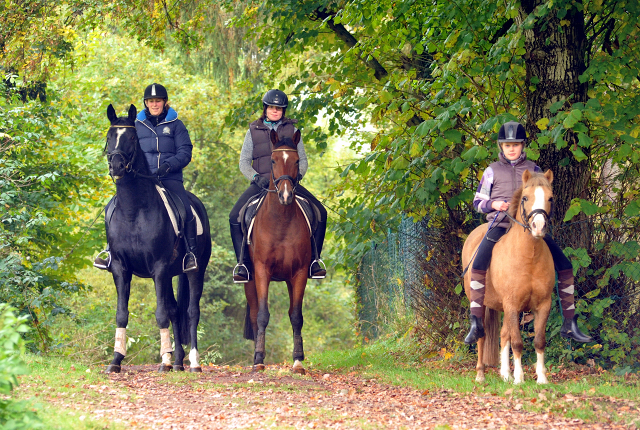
xmin=243 ymin=129 xmax=311 ymax=373
xmin=462 ymin=170 xmax=555 ymax=384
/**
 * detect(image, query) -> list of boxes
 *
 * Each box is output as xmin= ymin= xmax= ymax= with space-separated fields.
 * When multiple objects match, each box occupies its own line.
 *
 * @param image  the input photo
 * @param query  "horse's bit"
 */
xmin=504 ymin=192 xmax=552 ymax=232
xmin=268 ymin=148 xmax=299 ymax=194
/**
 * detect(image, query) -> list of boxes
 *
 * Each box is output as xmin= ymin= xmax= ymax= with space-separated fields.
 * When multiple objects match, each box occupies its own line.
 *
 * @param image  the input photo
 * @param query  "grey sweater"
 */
xmin=239 ymin=120 xmax=309 ymax=181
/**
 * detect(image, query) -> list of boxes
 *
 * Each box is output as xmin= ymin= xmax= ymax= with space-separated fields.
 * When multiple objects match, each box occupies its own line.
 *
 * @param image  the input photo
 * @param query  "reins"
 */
xmin=104 ymin=125 xmax=160 ymax=181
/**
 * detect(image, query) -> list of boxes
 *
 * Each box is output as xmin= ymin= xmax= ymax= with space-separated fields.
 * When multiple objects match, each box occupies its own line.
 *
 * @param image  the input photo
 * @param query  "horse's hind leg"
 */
xmin=505 ymin=310 xmax=525 ymax=384
xmin=533 ymin=302 xmax=551 ymax=384
xmin=186 ymin=272 xmax=204 ymax=372
xmin=499 ymin=312 xmax=514 ymax=382
xmin=476 ymin=335 xmax=486 ymax=382
xmin=286 ymin=274 xmax=307 ymax=375
xmin=106 ymin=266 xmax=132 ymax=373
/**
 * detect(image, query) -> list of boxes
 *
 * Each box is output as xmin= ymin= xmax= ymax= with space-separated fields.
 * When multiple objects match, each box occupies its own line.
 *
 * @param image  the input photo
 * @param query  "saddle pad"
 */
xmin=245 ymin=194 xmax=267 ymax=245
xmin=155 ymin=185 xmax=203 ymax=236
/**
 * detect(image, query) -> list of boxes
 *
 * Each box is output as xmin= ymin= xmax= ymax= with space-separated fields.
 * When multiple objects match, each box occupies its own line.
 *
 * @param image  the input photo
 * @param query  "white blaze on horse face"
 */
xmin=530 ymin=187 xmax=547 ymax=237
xmin=114 ymin=128 xmax=127 ymax=149
xmin=282 ymin=151 xmax=289 ymax=164
xmin=282 ymin=181 xmax=291 ymax=203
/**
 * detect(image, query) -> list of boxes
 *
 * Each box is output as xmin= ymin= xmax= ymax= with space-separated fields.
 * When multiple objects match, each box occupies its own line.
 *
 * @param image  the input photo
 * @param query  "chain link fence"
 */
xmin=356 ymin=215 xmax=640 ymax=367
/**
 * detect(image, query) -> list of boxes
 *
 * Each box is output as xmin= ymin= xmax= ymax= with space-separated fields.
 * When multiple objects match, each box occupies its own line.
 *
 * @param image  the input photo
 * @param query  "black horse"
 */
xmin=103 ymin=104 xmax=211 ymax=373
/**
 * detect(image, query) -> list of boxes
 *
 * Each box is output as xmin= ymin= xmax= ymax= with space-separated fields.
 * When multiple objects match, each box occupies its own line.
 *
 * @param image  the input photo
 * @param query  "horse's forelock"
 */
xmin=274 ymin=137 xmax=297 ymax=150
xmin=509 ymin=172 xmax=552 ymax=218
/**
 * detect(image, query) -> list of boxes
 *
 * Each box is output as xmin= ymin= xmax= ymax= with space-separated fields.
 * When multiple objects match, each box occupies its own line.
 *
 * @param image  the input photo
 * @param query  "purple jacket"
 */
xmin=473 ymin=152 xmax=541 ymax=228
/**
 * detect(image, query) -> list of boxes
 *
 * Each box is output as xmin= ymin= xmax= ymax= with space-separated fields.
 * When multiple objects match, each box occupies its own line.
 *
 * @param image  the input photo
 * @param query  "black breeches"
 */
xmin=229 ymin=183 xmax=263 ymax=224
xmin=161 ymin=179 xmax=194 ymax=221
xmin=543 ymin=234 xmax=572 ymax=271
xmin=471 ymin=227 xmax=508 ymax=271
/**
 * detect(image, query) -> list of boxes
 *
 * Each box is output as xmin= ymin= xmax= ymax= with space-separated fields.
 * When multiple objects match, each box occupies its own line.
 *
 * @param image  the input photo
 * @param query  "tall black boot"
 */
xmin=230 ymin=222 xmax=250 ymax=283
xmin=183 ymin=217 xmax=198 ymax=273
xmin=309 ymin=220 xmax=327 ymax=279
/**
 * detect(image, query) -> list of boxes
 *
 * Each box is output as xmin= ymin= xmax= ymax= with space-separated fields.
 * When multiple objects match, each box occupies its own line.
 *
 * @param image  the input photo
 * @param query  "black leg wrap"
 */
xmin=293 ymin=334 xmax=304 ymax=361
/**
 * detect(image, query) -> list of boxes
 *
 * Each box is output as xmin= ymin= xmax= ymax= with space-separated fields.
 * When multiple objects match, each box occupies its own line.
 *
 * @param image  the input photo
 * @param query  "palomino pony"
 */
xmin=103 ymin=104 xmax=211 ymax=373
xmin=462 ymin=170 xmax=555 ymax=384
xmin=243 ymin=129 xmax=311 ymax=373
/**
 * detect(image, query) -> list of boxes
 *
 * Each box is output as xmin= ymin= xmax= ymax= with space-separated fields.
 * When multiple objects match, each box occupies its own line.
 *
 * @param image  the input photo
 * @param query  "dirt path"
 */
xmin=42 ymin=364 xmax=631 ymax=429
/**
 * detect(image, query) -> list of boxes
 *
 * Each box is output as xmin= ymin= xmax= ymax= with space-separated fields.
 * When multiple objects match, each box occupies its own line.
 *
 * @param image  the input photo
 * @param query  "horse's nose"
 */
xmin=530 ymin=216 xmax=546 ymax=237
xmin=279 ymin=183 xmax=293 ymax=205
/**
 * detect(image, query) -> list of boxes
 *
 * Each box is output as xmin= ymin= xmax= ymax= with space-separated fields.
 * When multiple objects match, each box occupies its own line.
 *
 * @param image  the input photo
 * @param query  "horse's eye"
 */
xmin=548 ymin=197 xmax=553 ymax=202
xmin=272 ymin=160 xmax=275 ymax=165
xmin=522 ymin=196 xmax=528 ymax=202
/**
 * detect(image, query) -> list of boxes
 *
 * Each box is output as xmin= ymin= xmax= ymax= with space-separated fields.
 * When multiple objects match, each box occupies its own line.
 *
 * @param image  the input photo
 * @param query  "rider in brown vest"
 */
xmin=229 ymin=89 xmax=328 ymax=283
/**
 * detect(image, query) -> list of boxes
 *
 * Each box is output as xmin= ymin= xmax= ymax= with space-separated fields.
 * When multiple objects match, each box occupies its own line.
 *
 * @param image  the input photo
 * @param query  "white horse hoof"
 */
xmin=476 ymin=375 xmax=485 ymax=383
xmin=537 ymin=376 xmax=548 ymax=384
xmin=292 ymin=360 xmax=305 ymax=375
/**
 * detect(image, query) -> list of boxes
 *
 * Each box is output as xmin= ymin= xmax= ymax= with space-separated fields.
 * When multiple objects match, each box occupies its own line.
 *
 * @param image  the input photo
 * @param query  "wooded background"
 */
xmin=1 ymin=0 xmax=639 ymax=369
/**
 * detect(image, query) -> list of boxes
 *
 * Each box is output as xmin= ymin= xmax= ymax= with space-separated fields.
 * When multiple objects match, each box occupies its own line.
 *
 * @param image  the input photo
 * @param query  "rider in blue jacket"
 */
xmin=465 ymin=121 xmax=593 ymax=345
xmin=94 ymin=83 xmax=199 ymax=272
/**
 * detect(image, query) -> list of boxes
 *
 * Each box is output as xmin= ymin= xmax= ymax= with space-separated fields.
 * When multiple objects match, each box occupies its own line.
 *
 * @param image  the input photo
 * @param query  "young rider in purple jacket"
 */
xmin=465 ymin=121 xmax=593 ymax=345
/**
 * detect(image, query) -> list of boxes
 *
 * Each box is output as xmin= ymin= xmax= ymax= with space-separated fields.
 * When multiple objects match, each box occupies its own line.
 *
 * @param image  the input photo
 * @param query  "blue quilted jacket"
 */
xmin=135 ymin=108 xmax=192 ymax=181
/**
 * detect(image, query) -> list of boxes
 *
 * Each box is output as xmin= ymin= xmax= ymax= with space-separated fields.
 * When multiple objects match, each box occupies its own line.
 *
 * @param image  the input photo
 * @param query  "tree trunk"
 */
xmin=519 ymin=0 xmax=591 ymax=249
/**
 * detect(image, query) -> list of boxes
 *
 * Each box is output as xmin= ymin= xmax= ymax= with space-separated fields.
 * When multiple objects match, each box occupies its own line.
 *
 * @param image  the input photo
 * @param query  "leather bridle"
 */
xmin=268 ymin=148 xmax=299 ymax=194
xmin=104 ymin=125 xmax=156 ymax=180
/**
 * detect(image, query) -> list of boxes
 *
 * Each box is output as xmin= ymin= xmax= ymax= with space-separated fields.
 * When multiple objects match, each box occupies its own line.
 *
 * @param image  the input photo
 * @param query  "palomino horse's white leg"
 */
xmin=500 ymin=342 xmax=511 ymax=381
xmin=513 ymin=355 xmax=524 ymax=384
xmin=536 ymin=351 xmax=548 ymax=384
xmin=189 ymin=348 xmax=200 ymax=369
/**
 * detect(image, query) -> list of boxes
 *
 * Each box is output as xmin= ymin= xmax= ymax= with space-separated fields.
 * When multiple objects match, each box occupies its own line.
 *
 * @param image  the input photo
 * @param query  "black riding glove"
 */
xmin=157 ymin=163 xmax=171 ymax=177
xmin=297 ymin=173 xmax=303 ymax=183
xmin=252 ymin=175 xmax=270 ymax=189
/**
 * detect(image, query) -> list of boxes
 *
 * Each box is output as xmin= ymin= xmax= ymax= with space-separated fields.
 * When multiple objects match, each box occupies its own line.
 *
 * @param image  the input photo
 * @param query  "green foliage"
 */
xmin=0 ymin=304 xmax=42 ymax=429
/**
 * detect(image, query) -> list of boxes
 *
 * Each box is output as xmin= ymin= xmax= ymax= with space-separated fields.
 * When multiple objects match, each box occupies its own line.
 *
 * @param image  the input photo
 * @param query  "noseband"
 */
xmin=104 ymin=125 xmax=156 ymax=180
xmin=505 ymin=189 xmax=552 ymax=232
xmin=269 ymin=148 xmax=299 ymax=194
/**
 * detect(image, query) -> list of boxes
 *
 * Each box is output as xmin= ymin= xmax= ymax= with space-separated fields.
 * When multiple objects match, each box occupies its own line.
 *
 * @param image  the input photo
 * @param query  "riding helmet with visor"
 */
xmin=262 ymin=89 xmax=288 ymax=108
xmin=144 ymin=83 xmax=168 ymax=101
xmin=497 ymin=121 xmax=527 ymax=152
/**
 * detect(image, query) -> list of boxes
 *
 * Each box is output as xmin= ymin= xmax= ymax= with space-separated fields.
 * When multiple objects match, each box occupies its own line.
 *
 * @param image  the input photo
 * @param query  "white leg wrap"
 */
xmin=160 ymin=328 xmax=173 ymax=355
xmin=162 ymin=352 xmax=172 ymax=365
xmin=114 ymin=328 xmax=127 ymax=356
xmin=513 ymin=356 xmax=524 ymax=384
xmin=500 ymin=343 xmax=511 ymax=381
xmin=536 ymin=352 xmax=548 ymax=384
xmin=189 ymin=348 xmax=200 ymax=368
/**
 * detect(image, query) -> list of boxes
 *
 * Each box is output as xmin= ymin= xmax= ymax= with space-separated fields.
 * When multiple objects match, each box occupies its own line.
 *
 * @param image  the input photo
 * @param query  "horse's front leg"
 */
xmin=533 ymin=301 xmax=551 ymax=384
xmin=286 ymin=272 xmax=307 ymax=375
xmin=505 ymin=310 xmax=524 ymax=384
xmin=499 ymin=311 xmax=513 ymax=382
xmin=106 ymin=263 xmax=132 ymax=373
xmin=186 ymin=272 xmax=205 ymax=372
xmin=154 ymin=272 xmax=182 ymax=372
xmin=252 ymin=263 xmax=270 ymax=371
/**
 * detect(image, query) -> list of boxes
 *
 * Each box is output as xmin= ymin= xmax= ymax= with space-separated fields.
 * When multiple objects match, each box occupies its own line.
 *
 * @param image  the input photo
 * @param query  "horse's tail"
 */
xmin=176 ymin=273 xmax=190 ymax=344
xmin=483 ymin=307 xmax=500 ymax=367
xmin=243 ymin=303 xmax=254 ymax=341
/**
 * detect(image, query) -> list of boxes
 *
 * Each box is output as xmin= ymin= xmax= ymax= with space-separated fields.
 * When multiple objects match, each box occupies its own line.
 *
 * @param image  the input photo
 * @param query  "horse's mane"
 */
xmin=508 ymin=172 xmax=551 ymax=219
xmin=274 ymin=137 xmax=297 ymax=150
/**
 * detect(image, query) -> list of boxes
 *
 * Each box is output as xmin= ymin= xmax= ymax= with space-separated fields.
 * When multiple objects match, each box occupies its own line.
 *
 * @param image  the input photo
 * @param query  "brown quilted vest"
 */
xmin=249 ymin=118 xmax=298 ymax=178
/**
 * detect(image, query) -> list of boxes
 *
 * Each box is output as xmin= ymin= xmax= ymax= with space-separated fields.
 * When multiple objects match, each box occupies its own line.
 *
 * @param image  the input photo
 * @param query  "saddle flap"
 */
xmin=239 ymin=190 xmax=267 ymax=234
xmin=155 ymin=185 xmax=204 ymax=236
xmin=295 ymin=195 xmax=318 ymax=236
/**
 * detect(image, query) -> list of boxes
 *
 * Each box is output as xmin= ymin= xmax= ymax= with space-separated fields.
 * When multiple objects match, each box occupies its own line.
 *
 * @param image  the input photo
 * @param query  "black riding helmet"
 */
xmin=262 ymin=89 xmax=288 ymax=108
xmin=497 ymin=121 xmax=526 ymax=152
xmin=144 ymin=83 xmax=168 ymax=101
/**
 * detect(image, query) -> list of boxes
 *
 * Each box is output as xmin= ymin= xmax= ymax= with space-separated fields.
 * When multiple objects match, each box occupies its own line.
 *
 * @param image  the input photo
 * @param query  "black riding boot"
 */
xmin=464 ymin=315 xmax=485 ymax=345
xmin=230 ymin=222 xmax=250 ymax=283
xmin=309 ymin=220 xmax=327 ymax=279
xmin=183 ymin=217 xmax=198 ymax=273
xmin=93 ymin=244 xmax=111 ymax=271
xmin=561 ymin=315 xmax=594 ymax=343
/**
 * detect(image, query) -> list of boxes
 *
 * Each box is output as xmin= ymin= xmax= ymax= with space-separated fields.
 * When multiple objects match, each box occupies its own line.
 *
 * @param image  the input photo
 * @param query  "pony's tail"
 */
xmin=243 ymin=303 xmax=254 ymax=341
xmin=483 ymin=307 xmax=500 ymax=367
xmin=176 ymin=273 xmax=190 ymax=344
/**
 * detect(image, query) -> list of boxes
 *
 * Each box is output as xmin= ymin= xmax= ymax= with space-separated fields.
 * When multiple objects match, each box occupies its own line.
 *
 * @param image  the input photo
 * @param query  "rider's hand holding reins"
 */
xmin=492 ymin=200 xmax=509 ymax=212
xmin=252 ymin=174 xmax=270 ymax=189
xmin=157 ymin=163 xmax=171 ymax=177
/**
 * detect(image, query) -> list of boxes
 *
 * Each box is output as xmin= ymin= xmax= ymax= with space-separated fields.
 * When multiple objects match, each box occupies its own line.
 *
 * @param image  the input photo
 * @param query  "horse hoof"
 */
xmin=158 ymin=364 xmax=172 ymax=372
xmin=173 ymin=365 xmax=185 ymax=372
xmin=252 ymin=364 xmax=266 ymax=372
xmin=189 ymin=367 xmax=202 ymax=373
xmin=104 ymin=364 xmax=121 ymax=374
xmin=292 ymin=366 xmax=306 ymax=375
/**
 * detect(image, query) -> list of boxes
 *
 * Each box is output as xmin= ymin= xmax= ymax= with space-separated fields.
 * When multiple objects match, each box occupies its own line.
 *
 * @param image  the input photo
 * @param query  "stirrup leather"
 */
xmin=309 ymin=259 xmax=327 ymax=279
xmin=93 ymin=250 xmax=111 ymax=269
xmin=183 ymin=252 xmax=198 ymax=272
xmin=233 ymin=263 xmax=250 ymax=283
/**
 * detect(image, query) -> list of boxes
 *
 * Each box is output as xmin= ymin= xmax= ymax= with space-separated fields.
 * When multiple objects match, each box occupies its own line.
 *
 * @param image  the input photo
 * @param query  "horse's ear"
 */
xmin=128 ymin=104 xmax=137 ymax=123
xmin=107 ymin=104 xmax=117 ymax=123
xmin=270 ymin=129 xmax=279 ymax=145
xmin=292 ymin=129 xmax=301 ymax=146
xmin=522 ymin=169 xmax=532 ymax=184
xmin=544 ymin=169 xmax=554 ymax=184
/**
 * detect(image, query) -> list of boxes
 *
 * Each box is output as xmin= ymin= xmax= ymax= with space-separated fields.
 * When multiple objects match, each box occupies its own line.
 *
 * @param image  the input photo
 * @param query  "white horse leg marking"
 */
xmin=162 ymin=352 xmax=172 ymax=365
xmin=500 ymin=342 xmax=511 ymax=381
xmin=513 ymin=355 xmax=524 ymax=384
xmin=114 ymin=328 xmax=126 ymax=356
xmin=115 ymin=128 xmax=127 ymax=149
xmin=293 ymin=359 xmax=304 ymax=370
xmin=530 ymin=187 xmax=547 ymax=236
xmin=189 ymin=348 xmax=200 ymax=368
xmin=536 ymin=351 xmax=548 ymax=384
